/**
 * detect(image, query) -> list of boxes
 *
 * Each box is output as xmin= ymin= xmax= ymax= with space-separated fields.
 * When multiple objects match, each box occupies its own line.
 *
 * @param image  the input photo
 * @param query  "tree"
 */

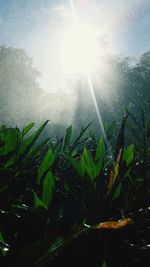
xmin=74 ymin=50 xmax=150 ymax=131
xmin=129 ymin=51 xmax=150 ymax=114
xmin=0 ymin=46 xmax=42 ymax=126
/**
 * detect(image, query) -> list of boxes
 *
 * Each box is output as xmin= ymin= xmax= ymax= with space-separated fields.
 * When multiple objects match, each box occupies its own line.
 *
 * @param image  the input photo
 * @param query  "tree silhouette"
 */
xmin=0 ymin=46 xmax=42 ymax=126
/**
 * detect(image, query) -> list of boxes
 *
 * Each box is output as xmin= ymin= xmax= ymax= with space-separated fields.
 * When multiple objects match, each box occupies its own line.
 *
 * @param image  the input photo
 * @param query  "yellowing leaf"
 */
xmin=108 ymin=148 xmax=122 ymax=192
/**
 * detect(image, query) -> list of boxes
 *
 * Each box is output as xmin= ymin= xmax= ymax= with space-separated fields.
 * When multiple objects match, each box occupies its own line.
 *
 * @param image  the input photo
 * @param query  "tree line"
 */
xmin=0 ymin=45 xmax=150 ymax=132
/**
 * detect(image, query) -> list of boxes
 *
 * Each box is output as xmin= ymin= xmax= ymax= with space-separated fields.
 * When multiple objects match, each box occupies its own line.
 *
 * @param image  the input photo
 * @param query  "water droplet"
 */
xmin=3 ymin=247 xmax=9 ymax=252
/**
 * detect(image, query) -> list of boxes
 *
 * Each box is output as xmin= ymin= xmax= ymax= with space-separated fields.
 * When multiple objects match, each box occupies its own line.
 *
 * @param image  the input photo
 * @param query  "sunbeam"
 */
xmin=67 ymin=0 xmax=108 ymax=142
xmin=85 ymin=74 xmax=108 ymax=143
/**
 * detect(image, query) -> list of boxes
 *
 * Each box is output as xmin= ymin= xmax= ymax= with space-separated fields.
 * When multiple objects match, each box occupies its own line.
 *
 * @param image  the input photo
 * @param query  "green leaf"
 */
xmin=105 ymin=121 xmax=116 ymax=140
xmin=25 ymin=138 xmax=50 ymax=162
xmin=73 ymin=122 xmax=92 ymax=146
xmin=0 ymin=232 xmax=9 ymax=256
xmin=64 ymin=154 xmax=84 ymax=177
xmin=0 ymin=232 xmax=4 ymax=242
xmin=112 ymin=182 xmax=122 ymax=200
xmin=38 ymin=149 xmax=54 ymax=184
xmin=63 ymin=125 xmax=72 ymax=151
xmin=78 ymin=156 xmax=86 ymax=177
xmin=33 ymin=192 xmax=48 ymax=209
xmin=95 ymin=159 xmax=103 ymax=177
xmin=83 ymin=148 xmax=96 ymax=180
xmin=123 ymin=144 xmax=134 ymax=166
xmin=4 ymin=155 xmax=16 ymax=168
xmin=42 ymin=171 xmax=55 ymax=207
xmin=21 ymin=120 xmax=49 ymax=158
xmin=53 ymin=143 xmax=61 ymax=159
xmin=22 ymin=122 xmax=35 ymax=137
xmin=34 ymin=225 xmax=90 ymax=266
xmin=0 ymin=127 xmax=21 ymax=156
xmin=125 ymin=166 xmax=132 ymax=178
xmin=96 ymin=138 xmax=105 ymax=161
xmin=71 ymin=149 xmax=77 ymax=157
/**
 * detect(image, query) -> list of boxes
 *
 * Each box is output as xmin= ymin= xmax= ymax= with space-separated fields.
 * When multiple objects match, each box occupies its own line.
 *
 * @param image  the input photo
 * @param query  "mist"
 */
xmin=0 ymin=0 xmax=150 ymax=135
xmin=0 ymin=45 xmax=150 ymax=138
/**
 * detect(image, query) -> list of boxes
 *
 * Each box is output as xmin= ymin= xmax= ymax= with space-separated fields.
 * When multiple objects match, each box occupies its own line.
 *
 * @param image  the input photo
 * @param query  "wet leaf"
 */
xmin=21 ymin=120 xmax=49 ymax=158
xmin=42 ymin=171 xmax=55 ymax=207
xmin=38 ymin=149 xmax=54 ymax=184
xmin=22 ymin=122 xmax=35 ymax=137
xmin=0 ymin=127 xmax=20 ymax=156
xmin=123 ymin=144 xmax=134 ymax=166
xmin=73 ymin=122 xmax=92 ymax=146
xmin=0 ymin=232 xmax=9 ymax=256
xmin=95 ymin=138 xmax=105 ymax=162
xmin=83 ymin=148 xmax=96 ymax=180
xmin=34 ymin=192 xmax=48 ymax=210
xmin=64 ymin=154 xmax=85 ymax=177
xmin=112 ymin=182 xmax=122 ymax=200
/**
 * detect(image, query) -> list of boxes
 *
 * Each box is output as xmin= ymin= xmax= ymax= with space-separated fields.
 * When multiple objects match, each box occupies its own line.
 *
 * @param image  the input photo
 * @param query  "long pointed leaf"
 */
xmin=34 ymin=192 xmax=48 ymax=210
xmin=83 ymin=148 xmax=96 ymax=180
xmin=21 ymin=120 xmax=49 ymax=159
xmin=38 ymin=149 xmax=54 ymax=184
xmin=95 ymin=138 xmax=105 ymax=161
xmin=42 ymin=171 xmax=55 ymax=207
xmin=73 ymin=122 xmax=93 ymax=146
xmin=22 ymin=122 xmax=35 ymax=137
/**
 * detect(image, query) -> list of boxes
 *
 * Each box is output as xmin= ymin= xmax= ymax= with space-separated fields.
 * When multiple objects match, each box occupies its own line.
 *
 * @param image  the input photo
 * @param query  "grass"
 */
xmin=0 ymin=110 xmax=149 ymax=267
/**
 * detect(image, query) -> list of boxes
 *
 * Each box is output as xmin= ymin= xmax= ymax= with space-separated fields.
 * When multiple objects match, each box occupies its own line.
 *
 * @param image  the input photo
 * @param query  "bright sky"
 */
xmin=0 ymin=0 xmax=150 ymax=91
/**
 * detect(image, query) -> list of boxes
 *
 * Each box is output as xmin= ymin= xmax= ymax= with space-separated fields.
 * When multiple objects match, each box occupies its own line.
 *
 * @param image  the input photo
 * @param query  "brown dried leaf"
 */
xmin=94 ymin=218 xmax=133 ymax=230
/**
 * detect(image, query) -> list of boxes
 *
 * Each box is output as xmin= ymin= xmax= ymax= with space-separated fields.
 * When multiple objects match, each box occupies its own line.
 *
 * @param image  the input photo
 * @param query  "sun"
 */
xmin=61 ymin=23 xmax=99 ymax=74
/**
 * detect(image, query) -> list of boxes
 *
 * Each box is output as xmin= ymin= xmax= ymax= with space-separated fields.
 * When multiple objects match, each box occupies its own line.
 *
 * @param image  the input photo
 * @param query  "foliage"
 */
xmin=0 ymin=111 xmax=149 ymax=267
xmin=75 ymin=51 xmax=150 ymax=130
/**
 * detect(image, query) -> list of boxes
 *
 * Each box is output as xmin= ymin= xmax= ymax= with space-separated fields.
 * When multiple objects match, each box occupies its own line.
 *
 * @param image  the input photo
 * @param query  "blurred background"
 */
xmin=0 ymin=0 xmax=150 ymax=135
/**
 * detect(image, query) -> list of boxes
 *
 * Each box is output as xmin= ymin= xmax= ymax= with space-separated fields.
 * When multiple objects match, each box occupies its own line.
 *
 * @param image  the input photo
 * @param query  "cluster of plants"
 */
xmin=0 ymin=110 xmax=149 ymax=267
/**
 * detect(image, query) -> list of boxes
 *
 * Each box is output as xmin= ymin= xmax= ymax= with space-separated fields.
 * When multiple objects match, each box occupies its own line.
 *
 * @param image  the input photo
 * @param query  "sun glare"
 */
xmin=61 ymin=23 xmax=99 ymax=74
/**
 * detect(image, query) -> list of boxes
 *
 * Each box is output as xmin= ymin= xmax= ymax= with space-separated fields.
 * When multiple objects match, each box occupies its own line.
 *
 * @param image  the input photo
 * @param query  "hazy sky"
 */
xmin=0 ymin=0 xmax=150 ymax=91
